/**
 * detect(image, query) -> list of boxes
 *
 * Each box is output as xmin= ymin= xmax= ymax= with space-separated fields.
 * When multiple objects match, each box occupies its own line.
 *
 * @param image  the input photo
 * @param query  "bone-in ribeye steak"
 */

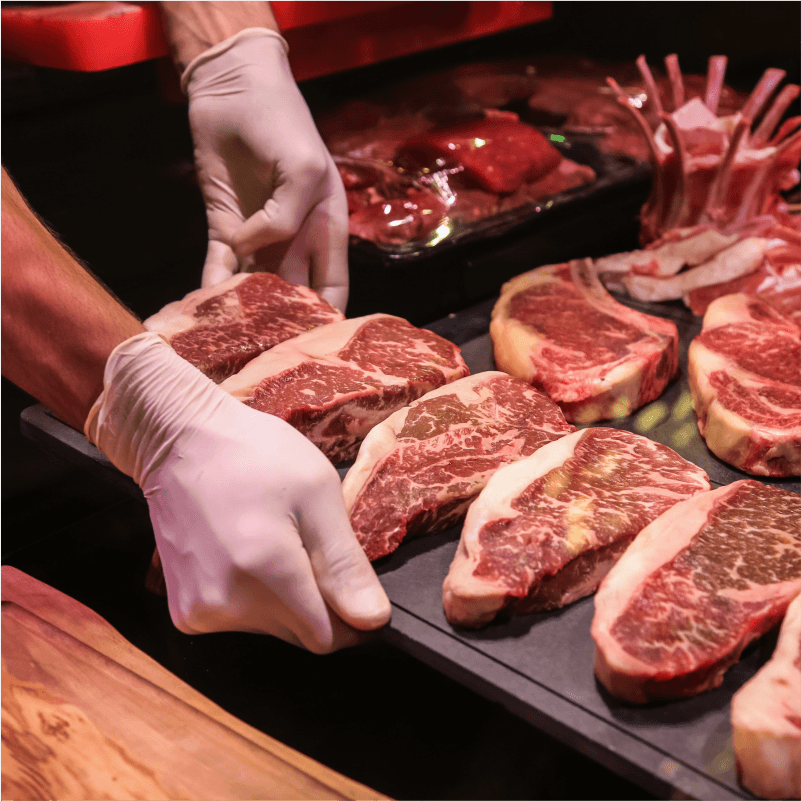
xmin=443 ymin=427 xmax=711 ymax=628
xmin=591 ymin=480 xmax=801 ymax=704
xmin=491 ymin=259 xmax=678 ymax=423
xmin=219 ymin=314 xmax=469 ymax=463
xmin=731 ymin=590 xmax=801 ymax=801
xmin=144 ymin=273 xmax=345 ymax=382
xmin=343 ymin=372 xmax=575 ymax=561
xmin=688 ymin=292 xmax=801 ymax=477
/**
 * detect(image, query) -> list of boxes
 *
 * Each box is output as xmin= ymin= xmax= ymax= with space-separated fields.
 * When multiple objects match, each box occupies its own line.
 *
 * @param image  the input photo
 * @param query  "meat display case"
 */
xmin=20 ymin=290 xmax=800 ymax=801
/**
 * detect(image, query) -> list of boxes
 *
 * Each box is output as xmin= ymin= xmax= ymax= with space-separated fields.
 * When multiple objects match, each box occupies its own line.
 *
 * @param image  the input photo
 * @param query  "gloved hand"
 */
xmin=85 ymin=332 xmax=390 ymax=651
xmin=183 ymin=28 xmax=349 ymax=312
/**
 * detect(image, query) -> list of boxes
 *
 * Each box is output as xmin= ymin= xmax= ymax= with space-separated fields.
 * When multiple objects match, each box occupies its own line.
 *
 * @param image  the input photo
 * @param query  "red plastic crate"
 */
xmin=1 ymin=1 xmax=552 ymax=79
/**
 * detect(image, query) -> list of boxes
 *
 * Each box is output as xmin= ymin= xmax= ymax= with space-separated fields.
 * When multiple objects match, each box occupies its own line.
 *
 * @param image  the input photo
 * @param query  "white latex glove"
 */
xmin=85 ymin=332 xmax=390 ymax=651
xmin=183 ymin=28 xmax=349 ymax=312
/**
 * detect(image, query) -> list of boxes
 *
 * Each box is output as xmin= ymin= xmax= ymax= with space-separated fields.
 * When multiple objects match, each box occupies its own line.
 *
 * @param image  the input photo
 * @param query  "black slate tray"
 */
xmin=19 ymin=295 xmax=799 ymax=801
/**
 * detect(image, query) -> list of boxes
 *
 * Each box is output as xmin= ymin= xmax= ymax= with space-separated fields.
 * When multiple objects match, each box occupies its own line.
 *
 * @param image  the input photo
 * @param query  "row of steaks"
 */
xmin=142 ymin=259 xmax=799 ymax=798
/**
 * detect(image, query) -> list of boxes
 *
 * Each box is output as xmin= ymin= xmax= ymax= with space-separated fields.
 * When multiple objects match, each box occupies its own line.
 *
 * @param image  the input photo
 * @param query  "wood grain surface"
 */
xmin=1 ymin=566 xmax=389 ymax=801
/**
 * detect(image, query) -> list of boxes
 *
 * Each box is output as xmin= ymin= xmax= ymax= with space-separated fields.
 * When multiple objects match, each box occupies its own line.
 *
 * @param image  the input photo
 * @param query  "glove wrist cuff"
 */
xmin=180 ymin=28 xmax=290 ymax=94
xmin=84 ymin=331 xmax=215 ymax=486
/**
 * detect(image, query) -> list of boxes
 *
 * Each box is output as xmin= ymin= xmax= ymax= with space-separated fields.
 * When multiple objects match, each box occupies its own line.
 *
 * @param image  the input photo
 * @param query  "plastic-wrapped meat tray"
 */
xmin=346 ymin=139 xmax=646 ymax=264
xmin=19 ymin=294 xmax=799 ymax=801
xmin=345 ymin=143 xmax=650 ymax=325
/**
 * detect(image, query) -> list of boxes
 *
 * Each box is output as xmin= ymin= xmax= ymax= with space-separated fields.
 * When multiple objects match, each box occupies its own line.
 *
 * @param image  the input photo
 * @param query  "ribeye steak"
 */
xmin=688 ymin=292 xmax=800 ymax=476
xmin=591 ymin=480 xmax=801 ymax=704
xmin=443 ymin=427 xmax=711 ymax=628
xmin=219 ymin=314 xmax=469 ymax=463
xmin=491 ymin=259 xmax=678 ymax=423
xmin=343 ymin=372 xmax=575 ymax=561
xmin=144 ymin=273 xmax=345 ymax=382
xmin=731 ymin=590 xmax=801 ymax=800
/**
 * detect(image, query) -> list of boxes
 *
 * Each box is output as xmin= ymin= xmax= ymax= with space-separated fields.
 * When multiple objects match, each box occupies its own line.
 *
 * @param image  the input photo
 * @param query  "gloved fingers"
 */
xmin=245 ymin=190 xmax=349 ymax=311
xmin=230 ymin=147 xmax=329 ymax=258
xmin=236 ymin=536 xmax=375 ymax=653
xmin=295 ymin=485 xmax=392 ymax=632
xmin=201 ymin=240 xmax=240 ymax=288
xmin=305 ymin=190 xmax=350 ymax=313
xmin=165 ymin=521 xmax=372 ymax=653
xmin=311 ymin=541 xmax=392 ymax=633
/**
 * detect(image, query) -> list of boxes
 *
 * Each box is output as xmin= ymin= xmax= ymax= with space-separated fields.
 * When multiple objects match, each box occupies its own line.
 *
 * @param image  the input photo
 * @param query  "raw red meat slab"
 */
xmin=731 ymin=590 xmax=801 ymax=800
xmin=343 ymin=372 xmax=574 ymax=561
xmin=491 ymin=259 xmax=678 ymax=423
xmin=443 ymin=427 xmax=711 ymax=628
xmin=688 ymin=292 xmax=801 ymax=477
xmin=144 ymin=273 xmax=344 ymax=382
xmin=396 ymin=117 xmax=563 ymax=194
xmin=591 ymin=480 xmax=801 ymax=704
xmin=219 ymin=314 xmax=469 ymax=463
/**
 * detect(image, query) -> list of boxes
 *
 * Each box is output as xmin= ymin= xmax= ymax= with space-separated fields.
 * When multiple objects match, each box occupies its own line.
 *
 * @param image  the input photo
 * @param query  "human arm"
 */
xmin=158 ymin=1 xmax=280 ymax=72
xmin=1 ymin=167 xmax=389 ymax=649
xmin=158 ymin=2 xmax=350 ymax=311
xmin=1 ymin=166 xmax=144 ymax=430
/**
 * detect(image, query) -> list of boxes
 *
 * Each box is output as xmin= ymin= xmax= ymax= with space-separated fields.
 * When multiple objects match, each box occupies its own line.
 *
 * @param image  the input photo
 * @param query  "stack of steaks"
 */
xmin=145 ymin=276 xmax=469 ymax=462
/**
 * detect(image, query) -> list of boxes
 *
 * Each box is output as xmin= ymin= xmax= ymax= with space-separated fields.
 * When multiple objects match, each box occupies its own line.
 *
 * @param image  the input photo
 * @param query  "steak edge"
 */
xmin=731 ymin=590 xmax=801 ymax=800
xmin=688 ymin=292 xmax=801 ymax=477
xmin=491 ymin=259 xmax=678 ymax=423
xmin=591 ymin=480 xmax=801 ymax=704
xmin=145 ymin=273 xmax=345 ymax=382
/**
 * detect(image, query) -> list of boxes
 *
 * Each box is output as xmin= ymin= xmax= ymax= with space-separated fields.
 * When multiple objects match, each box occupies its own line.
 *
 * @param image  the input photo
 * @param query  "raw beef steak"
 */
xmin=396 ymin=117 xmax=564 ymax=193
xmin=219 ymin=314 xmax=469 ymax=463
xmin=591 ymin=480 xmax=801 ymax=704
xmin=144 ymin=273 xmax=345 ymax=382
xmin=731 ymin=590 xmax=801 ymax=800
xmin=343 ymin=372 xmax=575 ymax=561
xmin=491 ymin=259 xmax=679 ymax=423
xmin=688 ymin=293 xmax=801 ymax=476
xmin=443 ymin=428 xmax=711 ymax=628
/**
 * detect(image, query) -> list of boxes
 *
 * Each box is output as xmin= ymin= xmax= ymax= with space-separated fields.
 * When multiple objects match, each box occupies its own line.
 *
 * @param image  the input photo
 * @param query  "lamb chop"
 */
xmin=606 ymin=54 xmax=800 ymax=244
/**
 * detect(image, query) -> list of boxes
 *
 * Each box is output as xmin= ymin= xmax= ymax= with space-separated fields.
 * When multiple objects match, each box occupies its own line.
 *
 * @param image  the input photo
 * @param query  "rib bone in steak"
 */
xmin=731 ymin=590 xmax=801 ymax=801
xmin=491 ymin=259 xmax=678 ymax=423
xmin=443 ymin=427 xmax=711 ymax=628
xmin=688 ymin=293 xmax=801 ymax=477
xmin=219 ymin=314 xmax=469 ymax=463
xmin=144 ymin=273 xmax=345 ymax=382
xmin=343 ymin=372 xmax=574 ymax=561
xmin=591 ymin=480 xmax=801 ymax=704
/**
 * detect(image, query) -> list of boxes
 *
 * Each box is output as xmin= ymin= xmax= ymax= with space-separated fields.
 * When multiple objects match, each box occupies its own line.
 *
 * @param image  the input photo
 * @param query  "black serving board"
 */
xmin=19 ymin=295 xmax=799 ymax=801
xmin=365 ymin=297 xmax=799 ymax=801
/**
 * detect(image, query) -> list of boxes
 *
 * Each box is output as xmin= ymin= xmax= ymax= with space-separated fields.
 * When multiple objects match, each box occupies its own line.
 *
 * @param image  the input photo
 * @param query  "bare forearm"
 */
xmin=158 ymin=1 xmax=279 ymax=73
xmin=1 ymin=168 xmax=144 ymax=431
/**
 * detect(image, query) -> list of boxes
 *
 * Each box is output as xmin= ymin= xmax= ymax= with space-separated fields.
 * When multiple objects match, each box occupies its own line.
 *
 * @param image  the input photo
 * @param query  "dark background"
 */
xmin=2 ymin=3 xmax=798 ymax=798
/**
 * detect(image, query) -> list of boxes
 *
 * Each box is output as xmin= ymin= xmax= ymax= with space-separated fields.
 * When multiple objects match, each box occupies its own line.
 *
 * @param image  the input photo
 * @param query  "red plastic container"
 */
xmin=1 ymin=1 xmax=552 ymax=79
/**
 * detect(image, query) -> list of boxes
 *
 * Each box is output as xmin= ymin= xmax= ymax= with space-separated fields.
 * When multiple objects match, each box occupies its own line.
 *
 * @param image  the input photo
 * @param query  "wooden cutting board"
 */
xmin=1 ymin=566 xmax=389 ymax=801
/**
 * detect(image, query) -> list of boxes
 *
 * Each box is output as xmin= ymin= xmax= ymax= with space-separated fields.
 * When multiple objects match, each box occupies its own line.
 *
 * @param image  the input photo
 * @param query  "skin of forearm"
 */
xmin=1 ymin=168 xmax=145 ymax=431
xmin=158 ymin=1 xmax=279 ymax=73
